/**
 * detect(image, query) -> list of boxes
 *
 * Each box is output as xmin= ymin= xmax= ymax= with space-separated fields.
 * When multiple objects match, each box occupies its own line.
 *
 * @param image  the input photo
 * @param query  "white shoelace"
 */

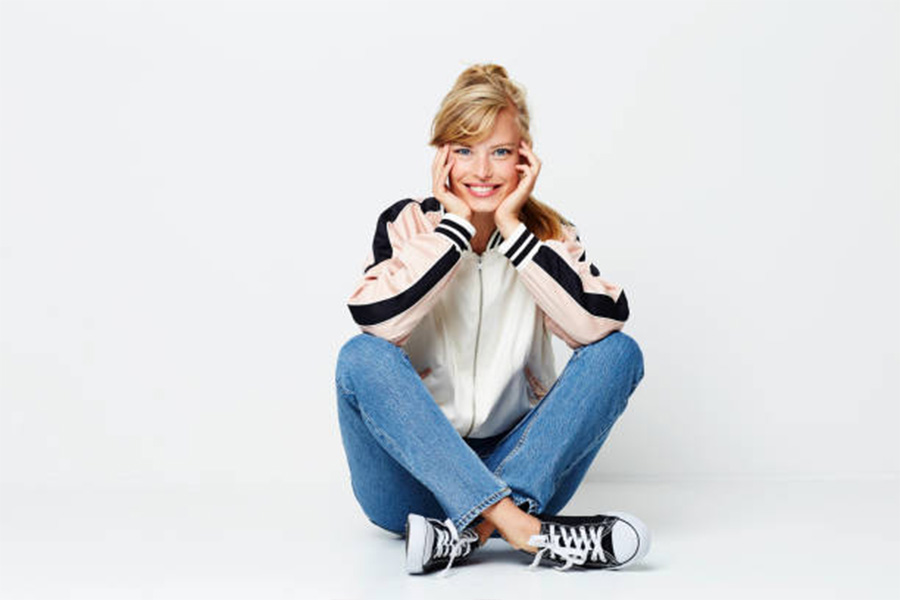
xmin=527 ymin=522 xmax=609 ymax=571
xmin=435 ymin=518 xmax=477 ymax=578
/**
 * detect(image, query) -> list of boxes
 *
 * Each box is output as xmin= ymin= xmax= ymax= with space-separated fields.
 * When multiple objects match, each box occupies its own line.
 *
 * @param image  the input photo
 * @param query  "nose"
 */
xmin=475 ymin=154 xmax=492 ymax=179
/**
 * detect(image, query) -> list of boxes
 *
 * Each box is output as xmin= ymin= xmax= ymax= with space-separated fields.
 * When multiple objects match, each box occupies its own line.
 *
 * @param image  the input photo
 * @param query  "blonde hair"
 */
xmin=429 ymin=64 xmax=571 ymax=242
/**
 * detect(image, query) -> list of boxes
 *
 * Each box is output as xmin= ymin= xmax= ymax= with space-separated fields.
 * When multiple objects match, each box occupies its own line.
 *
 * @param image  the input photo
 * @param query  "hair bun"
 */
xmin=454 ymin=63 xmax=509 ymax=89
xmin=474 ymin=64 xmax=508 ymax=79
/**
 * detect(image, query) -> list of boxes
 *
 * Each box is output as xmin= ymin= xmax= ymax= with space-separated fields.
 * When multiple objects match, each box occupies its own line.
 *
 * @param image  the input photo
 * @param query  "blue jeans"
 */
xmin=335 ymin=331 xmax=645 ymax=537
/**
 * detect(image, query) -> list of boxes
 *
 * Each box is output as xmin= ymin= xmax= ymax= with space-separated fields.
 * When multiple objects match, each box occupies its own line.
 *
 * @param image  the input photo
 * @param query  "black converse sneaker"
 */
xmin=405 ymin=513 xmax=482 ymax=576
xmin=521 ymin=511 xmax=650 ymax=571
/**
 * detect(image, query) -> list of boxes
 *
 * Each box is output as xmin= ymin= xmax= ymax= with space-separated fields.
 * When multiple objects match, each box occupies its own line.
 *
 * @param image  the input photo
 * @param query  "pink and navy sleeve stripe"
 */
xmin=347 ymin=198 xmax=475 ymax=345
xmin=497 ymin=221 xmax=629 ymax=348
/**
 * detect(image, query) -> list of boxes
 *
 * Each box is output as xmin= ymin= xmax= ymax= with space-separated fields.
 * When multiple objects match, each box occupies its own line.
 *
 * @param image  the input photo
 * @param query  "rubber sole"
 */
xmin=405 ymin=513 xmax=429 ymax=574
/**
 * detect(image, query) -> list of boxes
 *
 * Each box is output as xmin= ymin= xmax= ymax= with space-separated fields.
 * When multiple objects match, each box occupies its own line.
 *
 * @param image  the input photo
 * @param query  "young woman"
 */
xmin=335 ymin=64 xmax=647 ymax=576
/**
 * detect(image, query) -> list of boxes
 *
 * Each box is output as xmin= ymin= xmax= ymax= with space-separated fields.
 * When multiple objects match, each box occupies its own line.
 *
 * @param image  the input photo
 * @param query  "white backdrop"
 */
xmin=1 ymin=0 xmax=897 ymax=492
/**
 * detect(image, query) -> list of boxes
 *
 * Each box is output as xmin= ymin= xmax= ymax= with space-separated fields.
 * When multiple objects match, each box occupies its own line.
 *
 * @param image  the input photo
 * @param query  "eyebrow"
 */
xmin=455 ymin=142 xmax=516 ymax=149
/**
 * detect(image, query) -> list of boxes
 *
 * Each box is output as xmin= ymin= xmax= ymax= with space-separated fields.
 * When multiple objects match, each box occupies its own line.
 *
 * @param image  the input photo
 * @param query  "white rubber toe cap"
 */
xmin=605 ymin=511 xmax=651 ymax=568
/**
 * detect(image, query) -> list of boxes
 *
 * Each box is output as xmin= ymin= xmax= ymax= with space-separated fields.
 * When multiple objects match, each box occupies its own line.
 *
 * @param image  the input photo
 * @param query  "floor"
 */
xmin=1 ymin=479 xmax=898 ymax=599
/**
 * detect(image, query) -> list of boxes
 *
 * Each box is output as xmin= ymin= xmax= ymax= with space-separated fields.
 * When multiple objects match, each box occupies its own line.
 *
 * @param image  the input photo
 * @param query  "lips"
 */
xmin=465 ymin=184 xmax=501 ymax=198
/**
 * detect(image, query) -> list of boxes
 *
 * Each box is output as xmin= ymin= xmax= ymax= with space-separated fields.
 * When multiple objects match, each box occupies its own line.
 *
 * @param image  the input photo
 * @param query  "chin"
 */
xmin=469 ymin=200 xmax=502 ymax=214
xmin=466 ymin=193 xmax=508 ymax=213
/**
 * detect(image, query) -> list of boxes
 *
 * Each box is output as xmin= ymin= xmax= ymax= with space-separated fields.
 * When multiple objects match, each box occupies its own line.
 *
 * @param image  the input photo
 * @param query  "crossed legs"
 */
xmin=335 ymin=331 xmax=645 ymax=550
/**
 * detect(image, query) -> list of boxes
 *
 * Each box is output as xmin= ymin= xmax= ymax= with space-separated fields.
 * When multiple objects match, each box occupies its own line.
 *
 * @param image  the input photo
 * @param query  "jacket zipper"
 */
xmin=465 ymin=254 xmax=484 ymax=437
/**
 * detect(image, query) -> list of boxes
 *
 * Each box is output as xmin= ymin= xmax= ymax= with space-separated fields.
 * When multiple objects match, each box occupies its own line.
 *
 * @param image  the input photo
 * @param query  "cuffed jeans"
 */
xmin=335 ymin=330 xmax=645 ymax=537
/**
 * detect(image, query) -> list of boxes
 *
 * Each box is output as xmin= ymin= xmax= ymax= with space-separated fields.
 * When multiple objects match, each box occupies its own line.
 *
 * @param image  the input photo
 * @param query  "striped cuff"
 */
xmin=497 ymin=222 xmax=541 ymax=270
xmin=434 ymin=213 xmax=476 ymax=253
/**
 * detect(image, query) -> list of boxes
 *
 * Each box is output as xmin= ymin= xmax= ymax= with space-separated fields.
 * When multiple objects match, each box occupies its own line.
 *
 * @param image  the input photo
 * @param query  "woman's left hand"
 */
xmin=495 ymin=139 xmax=541 ymax=232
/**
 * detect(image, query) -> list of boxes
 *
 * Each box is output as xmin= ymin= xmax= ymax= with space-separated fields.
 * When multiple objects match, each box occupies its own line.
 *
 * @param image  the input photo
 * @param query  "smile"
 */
xmin=465 ymin=184 xmax=500 ymax=198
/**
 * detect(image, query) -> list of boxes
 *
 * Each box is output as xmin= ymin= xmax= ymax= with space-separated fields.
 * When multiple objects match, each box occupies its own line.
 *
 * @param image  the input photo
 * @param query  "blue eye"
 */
xmin=453 ymin=147 xmax=512 ymax=157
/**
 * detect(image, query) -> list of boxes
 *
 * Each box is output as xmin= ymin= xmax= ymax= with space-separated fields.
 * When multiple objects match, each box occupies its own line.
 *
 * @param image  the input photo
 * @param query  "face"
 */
xmin=448 ymin=108 xmax=523 ymax=215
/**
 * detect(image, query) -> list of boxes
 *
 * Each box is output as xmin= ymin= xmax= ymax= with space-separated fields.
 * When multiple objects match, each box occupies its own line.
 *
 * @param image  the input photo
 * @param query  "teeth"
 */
xmin=470 ymin=186 xmax=495 ymax=193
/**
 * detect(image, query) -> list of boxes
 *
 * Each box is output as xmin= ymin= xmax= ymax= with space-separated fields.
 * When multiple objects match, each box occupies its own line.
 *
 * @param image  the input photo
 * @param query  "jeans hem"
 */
xmin=453 ymin=486 xmax=512 ymax=532
xmin=509 ymin=493 xmax=540 ymax=516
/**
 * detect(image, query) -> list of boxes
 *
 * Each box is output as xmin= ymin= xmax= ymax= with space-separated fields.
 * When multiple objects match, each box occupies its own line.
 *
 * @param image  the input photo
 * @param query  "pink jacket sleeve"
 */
xmin=496 ymin=221 xmax=630 ymax=349
xmin=346 ymin=198 xmax=476 ymax=346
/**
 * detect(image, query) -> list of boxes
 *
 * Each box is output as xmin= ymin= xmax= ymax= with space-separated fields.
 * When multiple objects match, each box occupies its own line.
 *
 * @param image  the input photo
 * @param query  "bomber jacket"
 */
xmin=346 ymin=196 xmax=630 ymax=439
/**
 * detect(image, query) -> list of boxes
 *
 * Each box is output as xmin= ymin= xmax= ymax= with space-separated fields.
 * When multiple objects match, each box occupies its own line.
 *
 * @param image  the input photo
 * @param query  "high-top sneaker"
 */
xmin=405 ymin=513 xmax=482 ymax=576
xmin=520 ymin=511 xmax=650 ymax=571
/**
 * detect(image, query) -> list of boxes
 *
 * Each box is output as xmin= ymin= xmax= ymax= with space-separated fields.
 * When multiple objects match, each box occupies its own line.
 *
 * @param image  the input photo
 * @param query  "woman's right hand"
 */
xmin=431 ymin=144 xmax=472 ymax=221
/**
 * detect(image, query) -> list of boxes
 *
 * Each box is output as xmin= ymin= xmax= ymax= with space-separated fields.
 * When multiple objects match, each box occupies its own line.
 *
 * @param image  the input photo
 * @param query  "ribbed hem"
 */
xmin=496 ymin=222 xmax=541 ymax=270
xmin=434 ymin=213 xmax=476 ymax=253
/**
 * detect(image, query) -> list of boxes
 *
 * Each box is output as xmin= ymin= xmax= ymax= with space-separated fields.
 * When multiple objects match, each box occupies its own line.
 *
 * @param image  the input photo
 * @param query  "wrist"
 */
xmin=448 ymin=206 xmax=472 ymax=221
xmin=495 ymin=216 xmax=522 ymax=239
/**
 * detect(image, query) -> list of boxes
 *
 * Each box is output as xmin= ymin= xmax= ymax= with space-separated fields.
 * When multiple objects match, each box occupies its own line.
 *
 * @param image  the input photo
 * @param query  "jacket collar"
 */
xmin=487 ymin=228 xmax=504 ymax=252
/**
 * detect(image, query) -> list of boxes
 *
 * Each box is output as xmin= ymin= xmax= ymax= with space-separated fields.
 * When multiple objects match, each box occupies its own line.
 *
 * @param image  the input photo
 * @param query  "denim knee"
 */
xmin=576 ymin=331 xmax=645 ymax=402
xmin=335 ymin=333 xmax=400 ymax=390
xmin=337 ymin=333 xmax=387 ymax=370
xmin=580 ymin=331 xmax=644 ymax=377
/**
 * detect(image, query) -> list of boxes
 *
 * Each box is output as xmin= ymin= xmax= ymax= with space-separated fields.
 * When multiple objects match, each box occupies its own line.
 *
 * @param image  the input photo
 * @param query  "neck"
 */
xmin=469 ymin=212 xmax=496 ymax=255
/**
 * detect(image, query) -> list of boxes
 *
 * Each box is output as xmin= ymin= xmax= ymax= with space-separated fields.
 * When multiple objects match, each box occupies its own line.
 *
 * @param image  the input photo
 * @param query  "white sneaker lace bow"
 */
xmin=435 ymin=518 xmax=476 ymax=578
xmin=527 ymin=522 xmax=609 ymax=571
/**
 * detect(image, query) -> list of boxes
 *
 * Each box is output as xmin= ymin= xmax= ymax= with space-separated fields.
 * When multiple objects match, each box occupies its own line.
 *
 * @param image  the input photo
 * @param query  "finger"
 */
xmin=433 ymin=150 xmax=447 ymax=190
xmin=432 ymin=144 xmax=447 ymax=171
xmin=437 ymin=146 xmax=452 ymax=173
xmin=435 ymin=143 xmax=449 ymax=164
xmin=519 ymin=143 xmax=541 ymax=173
xmin=432 ymin=150 xmax=443 ymax=183
xmin=521 ymin=140 xmax=539 ymax=158
xmin=436 ymin=162 xmax=450 ymax=192
xmin=520 ymin=141 xmax=538 ymax=161
xmin=518 ymin=146 xmax=535 ymax=166
xmin=443 ymin=155 xmax=454 ymax=180
xmin=432 ymin=149 xmax=442 ymax=179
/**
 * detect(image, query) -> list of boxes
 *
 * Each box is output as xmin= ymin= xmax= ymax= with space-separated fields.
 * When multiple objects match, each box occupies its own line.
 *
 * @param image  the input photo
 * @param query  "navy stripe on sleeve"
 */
xmin=365 ymin=198 xmax=444 ymax=273
xmin=435 ymin=225 xmax=468 ymax=252
xmin=512 ymin=235 xmax=539 ymax=267
xmin=421 ymin=196 xmax=442 ymax=214
xmin=503 ymin=229 xmax=529 ymax=261
xmin=349 ymin=247 xmax=461 ymax=325
xmin=532 ymin=247 xmax=629 ymax=321
xmin=438 ymin=217 xmax=472 ymax=241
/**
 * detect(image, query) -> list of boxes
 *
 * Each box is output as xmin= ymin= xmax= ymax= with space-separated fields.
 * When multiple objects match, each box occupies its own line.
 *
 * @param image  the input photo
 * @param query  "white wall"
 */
xmin=1 ymin=0 xmax=897 ymax=488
